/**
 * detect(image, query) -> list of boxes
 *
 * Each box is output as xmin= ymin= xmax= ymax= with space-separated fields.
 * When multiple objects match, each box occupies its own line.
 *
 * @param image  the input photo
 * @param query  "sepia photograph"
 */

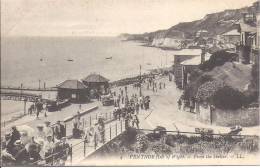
xmin=1 ymin=0 xmax=260 ymax=166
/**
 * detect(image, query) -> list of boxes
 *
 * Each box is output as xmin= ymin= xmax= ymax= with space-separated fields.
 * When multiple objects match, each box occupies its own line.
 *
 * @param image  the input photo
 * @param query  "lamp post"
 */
xmin=139 ymin=65 xmax=142 ymax=96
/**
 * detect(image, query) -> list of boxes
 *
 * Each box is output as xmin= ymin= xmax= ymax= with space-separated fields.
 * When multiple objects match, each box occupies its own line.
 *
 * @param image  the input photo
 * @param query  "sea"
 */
xmin=1 ymin=36 xmax=176 ymax=120
xmin=1 ymin=36 xmax=175 ymax=87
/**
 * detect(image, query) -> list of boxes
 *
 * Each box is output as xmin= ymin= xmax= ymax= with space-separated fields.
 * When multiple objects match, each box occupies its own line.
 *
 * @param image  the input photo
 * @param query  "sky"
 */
xmin=1 ymin=0 xmax=257 ymax=37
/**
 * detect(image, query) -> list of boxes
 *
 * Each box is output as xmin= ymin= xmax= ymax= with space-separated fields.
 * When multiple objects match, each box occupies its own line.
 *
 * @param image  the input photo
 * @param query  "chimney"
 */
xmin=201 ymin=48 xmax=206 ymax=64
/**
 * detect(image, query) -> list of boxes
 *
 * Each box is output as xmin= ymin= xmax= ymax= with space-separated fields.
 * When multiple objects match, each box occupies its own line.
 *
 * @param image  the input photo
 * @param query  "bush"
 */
xmin=211 ymin=86 xmax=246 ymax=110
xmin=196 ymin=80 xmax=225 ymax=102
xmin=199 ymin=50 xmax=238 ymax=71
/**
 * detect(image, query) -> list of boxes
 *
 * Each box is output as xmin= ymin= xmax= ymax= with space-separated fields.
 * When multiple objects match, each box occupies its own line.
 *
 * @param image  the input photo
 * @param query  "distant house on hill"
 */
xmin=221 ymin=29 xmax=240 ymax=45
xmin=196 ymin=29 xmax=208 ymax=38
xmin=56 ymin=80 xmax=88 ymax=103
xmin=82 ymin=73 xmax=109 ymax=96
xmin=237 ymin=2 xmax=259 ymax=64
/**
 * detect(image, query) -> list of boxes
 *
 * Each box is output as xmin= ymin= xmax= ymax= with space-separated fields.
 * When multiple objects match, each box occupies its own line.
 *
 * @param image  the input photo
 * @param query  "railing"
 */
xmin=1 ymin=86 xmax=57 ymax=91
xmin=29 ymin=120 xmax=125 ymax=166
xmin=59 ymin=106 xmax=116 ymax=137
xmin=137 ymin=128 xmax=258 ymax=138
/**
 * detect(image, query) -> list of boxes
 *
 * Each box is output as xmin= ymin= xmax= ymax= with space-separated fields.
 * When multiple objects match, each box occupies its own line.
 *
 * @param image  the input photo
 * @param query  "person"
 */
xmin=35 ymin=125 xmax=46 ymax=140
xmin=98 ymin=123 xmax=105 ymax=144
xmin=58 ymin=137 xmax=70 ymax=165
xmin=5 ymin=133 xmax=14 ymax=156
xmin=93 ymin=120 xmax=101 ymax=147
xmin=15 ymin=131 xmax=41 ymax=166
xmin=135 ymin=102 xmax=140 ymax=115
xmin=177 ymin=99 xmax=182 ymax=110
xmin=134 ymin=115 xmax=140 ymax=129
xmin=43 ymin=135 xmax=54 ymax=165
xmin=43 ymin=103 xmax=47 ymax=117
xmin=12 ymin=140 xmax=24 ymax=157
xmin=10 ymin=126 xmax=21 ymax=145
xmin=44 ymin=121 xmax=53 ymax=140
xmin=72 ymin=114 xmax=82 ymax=138
xmin=54 ymin=121 xmax=66 ymax=140
xmin=84 ymin=126 xmax=95 ymax=144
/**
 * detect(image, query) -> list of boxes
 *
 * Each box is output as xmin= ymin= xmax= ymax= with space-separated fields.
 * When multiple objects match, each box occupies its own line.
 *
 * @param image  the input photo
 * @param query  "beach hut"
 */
xmin=82 ymin=74 xmax=109 ymax=96
xmin=56 ymin=80 xmax=89 ymax=103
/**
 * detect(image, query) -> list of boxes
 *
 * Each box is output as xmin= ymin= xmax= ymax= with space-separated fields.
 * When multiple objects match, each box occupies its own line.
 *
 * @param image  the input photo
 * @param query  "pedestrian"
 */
xmin=134 ymin=115 xmax=140 ymax=129
xmin=43 ymin=135 xmax=54 ymax=165
xmin=135 ymin=102 xmax=140 ymax=114
xmin=44 ymin=121 xmax=53 ymax=140
xmin=10 ymin=126 xmax=21 ymax=145
xmin=54 ymin=121 xmax=66 ymax=140
xmin=163 ymin=82 xmax=166 ymax=89
xmin=178 ymin=99 xmax=182 ymax=110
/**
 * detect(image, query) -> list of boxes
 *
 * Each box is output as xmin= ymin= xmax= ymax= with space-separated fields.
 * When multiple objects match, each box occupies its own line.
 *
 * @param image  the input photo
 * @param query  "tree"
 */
xmin=199 ymin=50 xmax=238 ymax=71
xmin=211 ymin=86 xmax=246 ymax=110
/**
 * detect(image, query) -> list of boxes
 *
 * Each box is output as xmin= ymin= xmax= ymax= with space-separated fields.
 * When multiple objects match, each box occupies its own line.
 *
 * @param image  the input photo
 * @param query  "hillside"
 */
xmin=121 ymin=3 xmax=257 ymax=43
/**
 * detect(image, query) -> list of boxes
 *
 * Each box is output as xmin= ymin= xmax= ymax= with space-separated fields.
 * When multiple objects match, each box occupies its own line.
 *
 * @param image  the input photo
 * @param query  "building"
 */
xmin=238 ymin=1 xmax=259 ymax=64
xmin=195 ymin=30 xmax=208 ymax=38
xmin=173 ymin=49 xmax=203 ymax=88
xmin=82 ymin=73 xmax=109 ymax=96
xmin=180 ymin=52 xmax=211 ymax=89
xmin=221 ymin=29 xmax=240 ymax=45
xmin=56 ymin=80 xmax=89 ymax=103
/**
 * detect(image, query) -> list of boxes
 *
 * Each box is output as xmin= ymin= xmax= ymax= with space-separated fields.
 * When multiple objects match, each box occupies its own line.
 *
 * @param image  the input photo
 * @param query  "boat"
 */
xmin=67 ymin=59 xmax=74 ymax=62
xmin=105 ymin=57 xmax=112 ymax=60
xmin=146 ymin=63 xmax=151 ymax=65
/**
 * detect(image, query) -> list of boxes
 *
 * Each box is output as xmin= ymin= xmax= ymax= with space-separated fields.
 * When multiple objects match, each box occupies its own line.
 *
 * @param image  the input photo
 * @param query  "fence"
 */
xmin=28 ymin=120 xmax=125 ymax=166
xmin=137 ymin=128 xmax=258 ymax=138
xmin=54 ymin=106 xmax=116 ymax=137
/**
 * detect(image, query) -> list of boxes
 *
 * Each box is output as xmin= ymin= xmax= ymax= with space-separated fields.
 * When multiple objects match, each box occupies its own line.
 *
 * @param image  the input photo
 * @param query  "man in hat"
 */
xmin=14 ymin=131 xmax=39 ymax=166
xmin=10 ymin=126 xmax=21 ymax=145
xmin=54 ymin=121 xmax=65 ymax=140
xmin=44 ymin=121 xmax=53 ymax=140
xmin=12 ymin=140 xmax=24 ymax=157
xmin=35 ymin=124 xmax=46 ymax=140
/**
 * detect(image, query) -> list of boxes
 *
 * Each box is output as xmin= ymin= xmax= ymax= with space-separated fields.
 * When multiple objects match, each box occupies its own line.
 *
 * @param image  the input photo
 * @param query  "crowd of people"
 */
xmin=2 ymin=121 xmax=69 ymax=166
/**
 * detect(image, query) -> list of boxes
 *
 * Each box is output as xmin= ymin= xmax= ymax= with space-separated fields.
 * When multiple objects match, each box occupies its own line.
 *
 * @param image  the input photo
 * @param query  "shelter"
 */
xmin=82 ymin=74 xmax=109 ymax=96
xmin=56 ymin=80 xmax=88 ymax=103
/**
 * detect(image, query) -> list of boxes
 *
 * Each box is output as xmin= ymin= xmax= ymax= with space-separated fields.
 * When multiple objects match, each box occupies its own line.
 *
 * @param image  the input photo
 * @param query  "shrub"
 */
xmin=135 ymin=134 xmax=149 ymax=152
xmin=211 ymin=86 xmax=246 ymax=110
xmin=199 ymin=50 xmax=238 ymax=71
xmin=196 ymin=80 xmax=225 ymax=102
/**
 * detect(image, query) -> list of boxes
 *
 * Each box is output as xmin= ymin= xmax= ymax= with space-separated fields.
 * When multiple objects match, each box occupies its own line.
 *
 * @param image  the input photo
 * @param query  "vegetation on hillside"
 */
xmin=199 ymin=50 xmax=238 ymax=71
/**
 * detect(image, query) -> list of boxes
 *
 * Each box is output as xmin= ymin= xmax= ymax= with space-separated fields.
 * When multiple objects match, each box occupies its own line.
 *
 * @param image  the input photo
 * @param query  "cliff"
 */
xmin=120 ymin=3 xmax=257 ymax=48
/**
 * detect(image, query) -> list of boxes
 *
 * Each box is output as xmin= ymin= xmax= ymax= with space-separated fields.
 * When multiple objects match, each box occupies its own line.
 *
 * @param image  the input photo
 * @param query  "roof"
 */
xmin=181 ymin=53 xmax=211 ymax=66
xmin=174 ymin=49 xmax=202 ymax=56
xmin=82 ymin=74 xmax=109 ymax=83
xmin=239 ymin=22 xmax=257 ymax=33
xmin=56 ymin=80 xmax=87 ymax=89
xmin=222 ymin=29 xmax=240 ymax=36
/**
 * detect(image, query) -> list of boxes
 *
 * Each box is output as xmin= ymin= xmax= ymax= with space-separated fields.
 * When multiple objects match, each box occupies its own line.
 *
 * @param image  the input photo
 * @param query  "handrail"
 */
xmin=137 ymin=128 xmax=258 ymax=137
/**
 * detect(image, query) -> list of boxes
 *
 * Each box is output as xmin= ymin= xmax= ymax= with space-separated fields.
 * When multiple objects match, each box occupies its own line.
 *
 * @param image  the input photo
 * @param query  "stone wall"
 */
xmin=212 ymin=108 xmax=259 ymax=127
xmin=197 ymin=104 xmax=259 ymax=127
